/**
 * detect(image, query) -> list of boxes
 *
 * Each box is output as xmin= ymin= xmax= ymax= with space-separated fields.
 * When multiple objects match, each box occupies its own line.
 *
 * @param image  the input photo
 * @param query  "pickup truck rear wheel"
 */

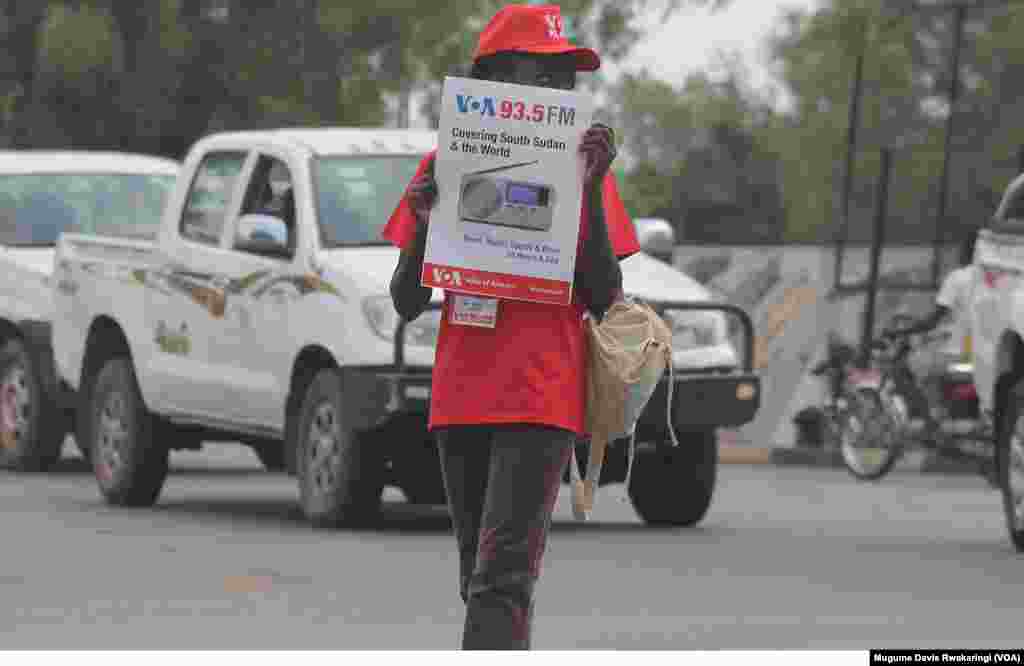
xmin=0 ymin=340 xmax=66 ymax=472
xmin=296 ymin=368 xmax=383 ymax=527
xmin=90 ymin=358 xmax=168 ymax=507
xmin=627 ymin=428 xmax=718 ymax=527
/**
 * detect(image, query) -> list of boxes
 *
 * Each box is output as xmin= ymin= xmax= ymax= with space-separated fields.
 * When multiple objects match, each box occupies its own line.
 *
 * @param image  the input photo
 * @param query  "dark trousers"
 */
xmin=435 ymin=424 xmax=573 ymax=650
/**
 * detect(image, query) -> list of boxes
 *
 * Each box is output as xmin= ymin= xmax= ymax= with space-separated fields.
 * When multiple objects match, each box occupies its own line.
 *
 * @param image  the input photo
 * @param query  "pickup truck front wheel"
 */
xmin=90 ymin=358 xmax=168 ymax=507
xmin=0 ymin=340 xmax=66 ymax=472
xmin=627 ymin=428 xmax=718 ymax=527
xmin=296 ymin=368 xmax=383 ymax=527
xmin=997 ymin=397 xmax=1024 ymax=552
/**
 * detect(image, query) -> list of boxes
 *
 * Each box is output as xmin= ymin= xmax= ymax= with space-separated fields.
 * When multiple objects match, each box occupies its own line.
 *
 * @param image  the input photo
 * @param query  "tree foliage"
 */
xmin=0 ymin=0 xmax=721 ymax=159
xmin=608 ymin=63 xmax=786 ymax=243
xmin=612 ymin=0 xmax=1024 ymax=244
xmin=765 ymin=0 xmax=1024 ymax=242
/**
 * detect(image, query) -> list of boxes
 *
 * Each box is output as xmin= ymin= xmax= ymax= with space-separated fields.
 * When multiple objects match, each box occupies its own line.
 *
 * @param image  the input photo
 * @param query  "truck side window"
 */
xmin=236 ymin=155 xmax=296 ymax=259
xmin=180 ymin=151 xmax=247 ymax=246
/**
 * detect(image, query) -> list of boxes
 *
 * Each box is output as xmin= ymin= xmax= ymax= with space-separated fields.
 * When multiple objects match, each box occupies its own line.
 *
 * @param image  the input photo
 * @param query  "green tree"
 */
xmin=608 ymin=63 xmax=786 ymax=242
xmin=766 ymin=0 xmax=1024 ymax=242
xmin=1 ymin=1 xmax=729 ymax=157
xmin=0 ymin=2 xmax=47 ymax=148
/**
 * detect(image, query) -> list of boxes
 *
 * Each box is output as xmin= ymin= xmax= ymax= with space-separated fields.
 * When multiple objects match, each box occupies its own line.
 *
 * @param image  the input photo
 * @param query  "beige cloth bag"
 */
xmin=570 ymin=297 xmax=677 ymax=521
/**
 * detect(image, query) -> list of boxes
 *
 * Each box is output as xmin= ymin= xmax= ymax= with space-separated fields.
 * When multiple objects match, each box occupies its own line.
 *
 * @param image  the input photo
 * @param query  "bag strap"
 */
xmin=623 ymin=349 xmax=679 ymax=494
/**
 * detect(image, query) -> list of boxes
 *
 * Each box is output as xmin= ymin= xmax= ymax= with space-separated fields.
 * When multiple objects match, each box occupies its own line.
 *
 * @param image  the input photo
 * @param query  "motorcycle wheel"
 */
xmin=838 ymin=387 xmax=903 ymax=481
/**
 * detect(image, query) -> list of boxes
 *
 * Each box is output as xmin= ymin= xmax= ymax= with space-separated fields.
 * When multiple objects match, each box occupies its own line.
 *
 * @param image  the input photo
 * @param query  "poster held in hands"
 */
xmin=421 ymin=76 xmax=593 ymax=306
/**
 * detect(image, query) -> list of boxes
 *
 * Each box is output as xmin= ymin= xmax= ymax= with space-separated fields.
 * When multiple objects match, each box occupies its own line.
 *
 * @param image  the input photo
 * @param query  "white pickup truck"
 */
xmin=51 ymin=128 xmax=760 ymax=526
xmin=968 ymin=175 xmax=1024 ymax=551
xmin=0 ymin=151 xmax=179 ymax=471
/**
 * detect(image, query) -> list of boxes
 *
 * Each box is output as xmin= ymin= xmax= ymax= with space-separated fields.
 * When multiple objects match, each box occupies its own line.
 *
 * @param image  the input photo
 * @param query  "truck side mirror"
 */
xmin=234 ymin=213 xmax=291 ymax=258
xmin=634 ymin=217 xmax=676 ymax=264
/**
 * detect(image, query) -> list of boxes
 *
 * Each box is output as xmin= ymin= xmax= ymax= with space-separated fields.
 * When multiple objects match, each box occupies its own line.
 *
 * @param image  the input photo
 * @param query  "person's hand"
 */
xmin=580 ymin=123 xmax=617 ymax=192
xmin=407 ymin=154 xmax=437 ymax=226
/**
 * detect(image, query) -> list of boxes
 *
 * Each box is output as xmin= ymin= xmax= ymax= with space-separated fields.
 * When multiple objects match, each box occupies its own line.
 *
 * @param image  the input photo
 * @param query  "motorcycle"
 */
xmin=799 ymin=335 xmax=860 ymax=448
xmin=834 ymin=314 xmax=993 ymax=483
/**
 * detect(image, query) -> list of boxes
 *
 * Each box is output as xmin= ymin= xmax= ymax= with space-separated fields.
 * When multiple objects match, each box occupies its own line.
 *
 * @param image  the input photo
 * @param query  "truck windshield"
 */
xmin=313 ymin=155 xmax=423 ymax=247
xmin=0 ymin=173 xmax=176 ymax=246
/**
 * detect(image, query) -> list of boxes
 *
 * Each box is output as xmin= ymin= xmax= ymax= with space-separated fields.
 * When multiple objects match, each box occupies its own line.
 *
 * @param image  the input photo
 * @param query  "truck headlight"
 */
xmin=362 ymin=295 xmax=440 ymax=348
xmin=664 ymin=310 xmax=726 ymax=351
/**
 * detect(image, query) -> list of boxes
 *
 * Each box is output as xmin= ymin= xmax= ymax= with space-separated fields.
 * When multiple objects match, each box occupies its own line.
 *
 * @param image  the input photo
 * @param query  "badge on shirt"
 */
xmin=450 ymin=294 xmax=498 ymax=328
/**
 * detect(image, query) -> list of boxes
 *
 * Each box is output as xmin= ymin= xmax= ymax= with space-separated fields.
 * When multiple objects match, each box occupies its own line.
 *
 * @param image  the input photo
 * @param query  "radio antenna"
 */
xmin=464 ymin=160 xmax=540 ymax=177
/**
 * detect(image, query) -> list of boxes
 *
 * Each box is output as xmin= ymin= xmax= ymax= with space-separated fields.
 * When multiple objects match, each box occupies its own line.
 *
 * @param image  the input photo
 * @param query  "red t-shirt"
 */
xmin=382 ymin=151 xmax=639 ymax=435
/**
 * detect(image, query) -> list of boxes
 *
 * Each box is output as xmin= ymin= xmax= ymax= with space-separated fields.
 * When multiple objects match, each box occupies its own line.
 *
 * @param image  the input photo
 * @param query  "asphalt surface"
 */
xmin=1 ymin=443 xmax=1020 ymax=650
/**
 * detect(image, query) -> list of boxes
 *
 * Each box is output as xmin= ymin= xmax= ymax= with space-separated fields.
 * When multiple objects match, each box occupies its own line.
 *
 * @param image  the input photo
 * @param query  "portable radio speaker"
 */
xmin=458 ymin=173 xmax=555 ymax=232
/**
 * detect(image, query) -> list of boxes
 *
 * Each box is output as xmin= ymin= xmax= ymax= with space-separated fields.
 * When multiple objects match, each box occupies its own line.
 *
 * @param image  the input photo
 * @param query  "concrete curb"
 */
xmin=719 ymin=445 xmax=984 ymax=476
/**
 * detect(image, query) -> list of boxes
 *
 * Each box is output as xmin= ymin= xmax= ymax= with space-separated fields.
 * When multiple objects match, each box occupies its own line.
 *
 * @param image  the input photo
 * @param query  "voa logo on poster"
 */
xmin=432 ymin=267 xmax=463 ymax=287
xmin=455 ymin=94 xmax=576 ymax=127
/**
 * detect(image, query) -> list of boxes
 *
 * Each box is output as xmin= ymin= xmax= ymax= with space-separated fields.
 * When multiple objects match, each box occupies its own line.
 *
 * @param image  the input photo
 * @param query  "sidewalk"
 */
xmin=718 ymin=442 xmax=984 ymax=476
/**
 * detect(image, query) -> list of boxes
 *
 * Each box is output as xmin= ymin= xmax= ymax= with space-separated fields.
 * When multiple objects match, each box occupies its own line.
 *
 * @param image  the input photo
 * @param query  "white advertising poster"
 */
xmin=421 ymin=76 xmax=594 ymax=306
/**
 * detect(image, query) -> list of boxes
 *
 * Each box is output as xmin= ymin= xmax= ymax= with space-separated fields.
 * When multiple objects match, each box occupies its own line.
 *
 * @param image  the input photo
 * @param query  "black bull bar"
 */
xmin=390 ymin=300 xmax=761 ymax=430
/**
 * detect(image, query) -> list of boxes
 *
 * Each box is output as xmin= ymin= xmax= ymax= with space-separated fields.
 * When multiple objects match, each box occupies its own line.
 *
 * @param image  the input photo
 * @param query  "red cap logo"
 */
xmin=473 ymin=4 xmax=600 ymax=72
xmin=545 ymin=13 xmax=564 ymax=40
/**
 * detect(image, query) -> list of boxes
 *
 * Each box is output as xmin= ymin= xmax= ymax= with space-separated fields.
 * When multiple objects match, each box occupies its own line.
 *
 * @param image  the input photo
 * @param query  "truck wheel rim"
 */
xmin=0 ymin=364 xmax=29 ymax=448
xmin=1008 ymin=413 xmax=1024 ymax=530
xmin=97 ymin=392 xmax=128 ymax=478
xmin=307 ymin=402 xmax=341 ymax=494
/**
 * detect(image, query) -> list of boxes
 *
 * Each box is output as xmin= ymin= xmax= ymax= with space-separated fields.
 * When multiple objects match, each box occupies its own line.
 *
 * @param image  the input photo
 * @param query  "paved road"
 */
xmin=1 ymin=444 xmax=1020 ymax=650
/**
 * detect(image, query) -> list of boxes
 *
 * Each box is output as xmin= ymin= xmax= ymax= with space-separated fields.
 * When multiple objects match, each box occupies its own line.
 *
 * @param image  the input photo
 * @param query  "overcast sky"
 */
xmin=407 ymin=1 xmax=822 ymax=126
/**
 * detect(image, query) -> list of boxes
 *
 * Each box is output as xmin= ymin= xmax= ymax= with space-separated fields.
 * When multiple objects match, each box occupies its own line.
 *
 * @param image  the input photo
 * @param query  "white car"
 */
xmin=0 ymin=151 xmax=179 ymax=470
xmin=51 ymin=128 xmax=759 ymax=526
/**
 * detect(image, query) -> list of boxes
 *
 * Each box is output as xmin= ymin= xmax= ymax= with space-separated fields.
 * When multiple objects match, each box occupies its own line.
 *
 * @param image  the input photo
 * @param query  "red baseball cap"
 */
xmin=473 ymin=4 xmax=601 ymax=72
